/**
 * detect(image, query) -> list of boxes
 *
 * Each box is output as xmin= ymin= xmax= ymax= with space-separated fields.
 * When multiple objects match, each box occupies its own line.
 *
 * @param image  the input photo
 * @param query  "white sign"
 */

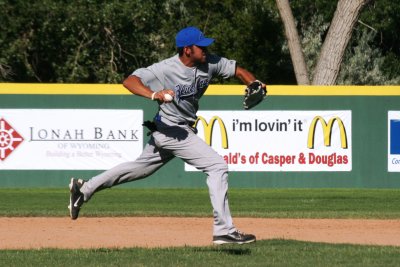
xmin=0 ymin=109 xmax=143 ymax=170
xmin=388 ymin=111 xmax=400 ymax=172
xmin=186 ymin=111 xmax=352 ymax=172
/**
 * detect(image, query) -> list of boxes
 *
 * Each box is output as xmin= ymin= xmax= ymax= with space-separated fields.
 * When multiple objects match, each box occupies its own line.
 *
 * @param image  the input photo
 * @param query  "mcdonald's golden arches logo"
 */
xmin=307 ymin=116 xmax=348 ymax=149
xmin=194 ymin=116 xmax=228 ymax=148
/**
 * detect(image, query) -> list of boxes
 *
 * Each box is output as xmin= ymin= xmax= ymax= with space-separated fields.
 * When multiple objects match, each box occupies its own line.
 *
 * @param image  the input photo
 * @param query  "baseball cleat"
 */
xmin=213 ymin=230 xmax=256 ymax=245
xmin=68 ymin=178 xmax=85 ymax=220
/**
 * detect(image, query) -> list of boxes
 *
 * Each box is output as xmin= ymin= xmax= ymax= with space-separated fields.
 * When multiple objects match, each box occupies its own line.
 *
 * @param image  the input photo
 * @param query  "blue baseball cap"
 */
xmin=175 ymin=26 xmax=215 ymax=48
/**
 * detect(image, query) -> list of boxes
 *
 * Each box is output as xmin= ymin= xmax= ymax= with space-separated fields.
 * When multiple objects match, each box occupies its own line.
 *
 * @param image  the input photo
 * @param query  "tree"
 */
xmin=297 ymin=2 xmax=400 ymax=85
xmin=312 ymin=0 xmax=370 ymax=85
xmin=275 ymin=0 xmax=310 ymax=84
xmin=276 ymin=0 xmax=370 ymax=85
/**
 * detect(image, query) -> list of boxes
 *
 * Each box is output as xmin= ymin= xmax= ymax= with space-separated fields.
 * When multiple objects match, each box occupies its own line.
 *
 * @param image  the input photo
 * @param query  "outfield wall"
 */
xmin=0 ymin=83 xmax=399 ymax=188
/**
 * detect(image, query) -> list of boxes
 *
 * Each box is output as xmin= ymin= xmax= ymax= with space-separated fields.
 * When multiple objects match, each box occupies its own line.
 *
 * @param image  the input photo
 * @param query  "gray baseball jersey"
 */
xmin=80 ymin=53 xmax=238 ymax=237
xmin=132 ymin=54 xmax=236 ymax=124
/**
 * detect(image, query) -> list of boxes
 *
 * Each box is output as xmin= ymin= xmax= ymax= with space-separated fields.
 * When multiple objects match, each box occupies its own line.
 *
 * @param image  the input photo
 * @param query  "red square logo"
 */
xmin=0 ymin=118 xmax=24 ymax=161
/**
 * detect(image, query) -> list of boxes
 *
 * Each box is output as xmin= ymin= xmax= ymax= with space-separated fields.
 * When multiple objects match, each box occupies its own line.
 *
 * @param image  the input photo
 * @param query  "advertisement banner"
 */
xmin=185 ymin=111 xmax=352 ymax=172
xmin=0 ymin=109 xmax=143 ymax=170
xmin=388 ymin=111 xmax=400 ymax=172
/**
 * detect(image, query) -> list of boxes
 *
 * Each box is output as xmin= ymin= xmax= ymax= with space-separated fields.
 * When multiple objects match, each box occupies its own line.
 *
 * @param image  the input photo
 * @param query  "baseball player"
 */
xmin=69 ymin=26 xmax=266 ymax=245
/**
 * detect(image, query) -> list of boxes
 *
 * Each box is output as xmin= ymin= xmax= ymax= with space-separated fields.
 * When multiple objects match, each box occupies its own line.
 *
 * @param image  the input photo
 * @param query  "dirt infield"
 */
xmin=1 ymin=217 xmax=399 ymax=249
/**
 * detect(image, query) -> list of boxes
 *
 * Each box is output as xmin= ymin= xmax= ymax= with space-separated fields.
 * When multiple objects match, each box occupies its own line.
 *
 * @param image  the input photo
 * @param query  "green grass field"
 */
xmin=2 ymin=240 xmax=400 ymax=267
xmin=1 ymin=188 xmax=399 ymax=218
xmin=1 ymin=188 xmax=400 ymax=266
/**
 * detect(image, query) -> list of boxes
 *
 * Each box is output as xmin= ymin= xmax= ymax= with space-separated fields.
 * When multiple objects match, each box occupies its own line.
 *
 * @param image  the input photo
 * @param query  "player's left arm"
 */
xmin=235 ymin=66 xmax=265 ymax=87
xmin=235 ymin=66 xmax=268 ymax=110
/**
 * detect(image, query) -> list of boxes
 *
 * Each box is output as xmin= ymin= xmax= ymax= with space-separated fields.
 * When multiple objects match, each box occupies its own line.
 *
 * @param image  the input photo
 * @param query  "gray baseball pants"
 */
xmin=80 ymin=118 xmax=236 ymax=236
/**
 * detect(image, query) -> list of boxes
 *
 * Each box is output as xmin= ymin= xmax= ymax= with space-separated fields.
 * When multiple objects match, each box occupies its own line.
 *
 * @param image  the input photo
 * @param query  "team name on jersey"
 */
xmin=175 ymin=78 xmax=209 ymax=101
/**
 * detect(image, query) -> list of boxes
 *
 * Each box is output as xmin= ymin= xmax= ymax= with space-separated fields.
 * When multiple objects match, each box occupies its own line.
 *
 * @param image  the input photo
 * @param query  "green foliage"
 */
xmin=338 ymin=27 xmax=400 ymax=85
xmin=0 ymin=0 xmax=293 ymax=84
xmin=360 ymin=0 xmax=400 ymax=55
xmin=361 ymin=0 xmax=400 ymax=82
xmin=0 ymin=0 xmax=399 ymax=84
xmin=0 ymin=1 xmax=171 ymax=83
xmin=291 ymin=0 xmax=337 ymax=29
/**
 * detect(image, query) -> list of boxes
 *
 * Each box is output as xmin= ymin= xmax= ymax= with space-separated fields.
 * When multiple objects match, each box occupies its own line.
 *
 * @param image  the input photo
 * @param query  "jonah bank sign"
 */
xmin=186 ymin=110 xmax=352 ymax=172
xmin=0 ymin=109 xmax=143 ymax=170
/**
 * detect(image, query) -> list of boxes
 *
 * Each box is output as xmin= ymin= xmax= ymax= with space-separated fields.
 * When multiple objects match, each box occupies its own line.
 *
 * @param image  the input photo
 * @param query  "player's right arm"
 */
xmin=123 ymin=75 xmax=154 ymax=99
xmin=122 ymin=75 xmax=174 ymax=102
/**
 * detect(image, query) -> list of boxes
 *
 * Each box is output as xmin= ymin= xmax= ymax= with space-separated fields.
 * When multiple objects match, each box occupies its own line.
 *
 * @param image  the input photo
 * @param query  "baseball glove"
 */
xmin=243 ymin=80 xmax=267 ymax=110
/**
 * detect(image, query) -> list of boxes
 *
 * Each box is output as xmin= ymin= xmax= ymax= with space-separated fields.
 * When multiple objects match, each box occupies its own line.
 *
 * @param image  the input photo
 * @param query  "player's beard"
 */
xmin=193 ymin=53 xmax=207 ymax=65
xmin=189 ymin=47 xmax=207 ymax=65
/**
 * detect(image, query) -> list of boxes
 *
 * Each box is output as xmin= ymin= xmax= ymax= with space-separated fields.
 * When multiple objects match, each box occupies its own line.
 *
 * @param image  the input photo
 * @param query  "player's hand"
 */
xmin=154 ymin=89 xmax=175 ymax=103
